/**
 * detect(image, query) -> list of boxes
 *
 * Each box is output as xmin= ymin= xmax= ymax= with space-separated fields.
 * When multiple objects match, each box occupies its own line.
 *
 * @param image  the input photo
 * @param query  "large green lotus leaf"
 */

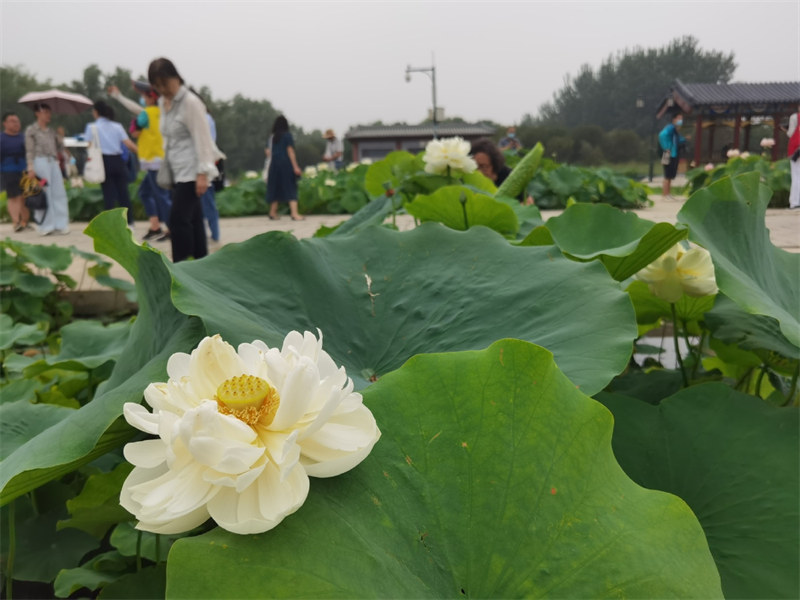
xmin=545 ymin=202 xmax=654 ymax=258
xmin=329 ymin=194 xmax=395 ymax=237
xmin=0 ymin=313 xmax=47 ymax=349
xmin=166 ymin=221 xmax=636 ymax=394
xmin=406 ymin=185 xmax=518 ymax=236
xmin=3 ymin=238 xmax=73 ymax=271
xmin=167 ymin=340 xmax=721 ymax=598
xmin=58 ymin=462 xmax=133 ymax=539
xmin=23 ymin=319 xmax=132 ymax=376
xmin=706 ymin=293 xmax=800 ymax=361
xmin=626 ymin=280 xmax=716 ymax=324
xmin=597 ymin=385 xmax=799 ymax=599
xmin=0 ymin=211 xmax=206 ymax=505
xmin=677 ymin=173 xmax=800 ymax=348
xmin=364 ymin=150 xmax=422 ymax=197
xmin=496 ymin=195 xmax=544 ymax=240
xmin=542 ymin=204 xmax=688 ymax=281
xmin=0 ymin=400 xmax=76 ymax=460
xmin=602 ymin=222 xmax=688 ymax=281
xmin=13 ymin=270 xmax=55 ymax=295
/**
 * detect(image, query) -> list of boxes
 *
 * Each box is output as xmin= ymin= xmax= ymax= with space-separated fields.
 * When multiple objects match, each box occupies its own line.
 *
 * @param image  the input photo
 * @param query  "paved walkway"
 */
xmin=2 ymin=194 xmax=798 ymax=294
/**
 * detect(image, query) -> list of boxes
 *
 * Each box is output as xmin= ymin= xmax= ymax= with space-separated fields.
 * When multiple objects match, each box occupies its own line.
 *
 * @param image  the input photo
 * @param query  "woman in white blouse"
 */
xmin=147 ymin=58 xmax=224 ymax=262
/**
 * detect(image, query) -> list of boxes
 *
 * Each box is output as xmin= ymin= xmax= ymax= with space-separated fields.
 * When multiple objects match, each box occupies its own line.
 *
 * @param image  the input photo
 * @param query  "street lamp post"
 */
xmin=636 ymin=95 xmax=656 ymax=182
xmin=406 ymin=63 xmax=438 ymax=139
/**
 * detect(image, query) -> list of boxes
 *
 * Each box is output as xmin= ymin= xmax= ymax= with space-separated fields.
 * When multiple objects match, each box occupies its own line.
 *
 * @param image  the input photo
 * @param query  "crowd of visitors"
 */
xmin=6 ymin=61 xmax=797 ymax=263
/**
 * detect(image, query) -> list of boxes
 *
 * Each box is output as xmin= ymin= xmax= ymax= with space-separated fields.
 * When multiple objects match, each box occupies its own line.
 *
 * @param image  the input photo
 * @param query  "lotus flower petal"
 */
xmin=120 ymin=331 xmax=380 ymax=535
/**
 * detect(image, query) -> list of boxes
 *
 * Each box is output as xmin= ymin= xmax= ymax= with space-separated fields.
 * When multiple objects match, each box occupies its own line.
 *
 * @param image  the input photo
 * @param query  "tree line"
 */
xmin=0 ymin=64 xmax=327 ymax=175
xmin=1 ymin=37 xmax=738 ymax=173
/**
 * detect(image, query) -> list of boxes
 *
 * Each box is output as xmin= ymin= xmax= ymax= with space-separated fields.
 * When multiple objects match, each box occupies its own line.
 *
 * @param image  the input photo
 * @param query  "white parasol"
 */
xmin=18 ymin=89 xmax=94 ymax=115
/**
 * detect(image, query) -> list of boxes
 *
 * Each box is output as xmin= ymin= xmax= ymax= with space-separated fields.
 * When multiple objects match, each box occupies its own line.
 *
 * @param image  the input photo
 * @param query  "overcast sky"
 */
xmin=2 ymin=1 xmax=798 ymax=137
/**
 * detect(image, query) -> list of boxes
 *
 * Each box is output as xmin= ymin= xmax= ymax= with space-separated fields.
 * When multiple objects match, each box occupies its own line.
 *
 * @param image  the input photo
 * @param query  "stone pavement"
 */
xmin=2 ymin=194 xmax=798 ymax=295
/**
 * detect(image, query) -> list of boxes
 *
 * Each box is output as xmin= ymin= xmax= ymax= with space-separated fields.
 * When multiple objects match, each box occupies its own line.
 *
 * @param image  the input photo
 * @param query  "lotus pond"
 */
xmin=0 ymin=141 xmax=797 ymax=599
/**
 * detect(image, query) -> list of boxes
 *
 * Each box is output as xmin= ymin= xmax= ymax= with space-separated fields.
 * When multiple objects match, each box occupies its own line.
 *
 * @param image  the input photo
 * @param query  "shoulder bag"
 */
xmin=83 ymin=125 xmax=106 ymax=184
xmin=20 ymin=172 xmax=48 ymax=224
xmin=156 ymin=154 xmax=173 ymax=190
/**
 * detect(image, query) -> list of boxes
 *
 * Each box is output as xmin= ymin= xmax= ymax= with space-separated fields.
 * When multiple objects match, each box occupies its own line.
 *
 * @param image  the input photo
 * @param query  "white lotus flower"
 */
xmin=726 ymin=149 xmax=740 ymax=158
xmin=120 ymin=331 xmax=380 ymax=535
xmin=740 ymin=151 xmax=750 ymax=159
xmin=345 ymin=162 xmax=358 ymax=172
xmin=704 ymin=163 xmax=715 ymax=171
xmin=303 ymin=166 xmax=318 ymax=178
xmin=244 ymin=171 xmax=259 ymax=179
xmin=636 ymin=244 xmax=718 ymax=303
xmin=316 ymin=162 xmax=330 ymax=171
xmin=324 ymin=178 xmax=337 ymax=187
xmin=359 ymin=158 xmax=373 ymax=165
xmin=423 ymin=137 xmax=477 ymax=175
xmin=760 ymin=138 xmax=776 ymax=148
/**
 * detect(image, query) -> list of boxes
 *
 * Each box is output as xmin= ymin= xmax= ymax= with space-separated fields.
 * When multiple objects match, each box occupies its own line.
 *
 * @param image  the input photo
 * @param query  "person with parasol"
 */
xmin=18 ymin=89 xmax=93 ymax=235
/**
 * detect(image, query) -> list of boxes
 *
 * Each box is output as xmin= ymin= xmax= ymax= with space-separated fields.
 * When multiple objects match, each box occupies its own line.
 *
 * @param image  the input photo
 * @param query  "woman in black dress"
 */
xmin=265 ymin=115 xmax=303 ymax=220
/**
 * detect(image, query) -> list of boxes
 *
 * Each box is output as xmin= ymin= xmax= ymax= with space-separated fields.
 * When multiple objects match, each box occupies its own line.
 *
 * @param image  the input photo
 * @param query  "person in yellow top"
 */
xmin=108 ymin=81 xmax=171 ymax=241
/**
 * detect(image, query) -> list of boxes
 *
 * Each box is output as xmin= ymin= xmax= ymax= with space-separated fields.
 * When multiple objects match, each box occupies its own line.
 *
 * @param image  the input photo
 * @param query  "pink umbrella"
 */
xmin=18 ymin=89 xmax=93 ymax=115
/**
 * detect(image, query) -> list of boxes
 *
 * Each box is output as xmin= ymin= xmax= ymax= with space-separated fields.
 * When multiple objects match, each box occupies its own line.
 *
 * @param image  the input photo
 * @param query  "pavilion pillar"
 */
xmin=771 ymin=114 xmax=782 ymax=161
xmin=694 ymin=113 xmax=703 ymax=165
xmin=707 ymin=122 xmax=715 ymax=164
xmin=733 ymin=113 xmax=741 ymax=149
xmin=743 ymin=117 xmax=752 ymax=151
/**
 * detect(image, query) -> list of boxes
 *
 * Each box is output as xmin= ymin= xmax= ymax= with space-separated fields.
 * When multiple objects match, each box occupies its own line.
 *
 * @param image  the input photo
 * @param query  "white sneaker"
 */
xmin=39 ymin=228 xmax=54 ymax=236
xmin=56 ymin=227 xmax=71 ymax=235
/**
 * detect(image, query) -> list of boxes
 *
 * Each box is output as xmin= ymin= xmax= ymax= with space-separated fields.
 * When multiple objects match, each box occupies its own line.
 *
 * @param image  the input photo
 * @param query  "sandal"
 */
xmin=268 ymin=215 xmax=279 ymax=221
xmin=291 ymin=216 xmax=305 ymax=221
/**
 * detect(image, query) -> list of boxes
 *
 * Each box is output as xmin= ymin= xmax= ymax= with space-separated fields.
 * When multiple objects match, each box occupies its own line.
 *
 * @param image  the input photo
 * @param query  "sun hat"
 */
xmin=324 ymin=129 xmax=336 ymax=139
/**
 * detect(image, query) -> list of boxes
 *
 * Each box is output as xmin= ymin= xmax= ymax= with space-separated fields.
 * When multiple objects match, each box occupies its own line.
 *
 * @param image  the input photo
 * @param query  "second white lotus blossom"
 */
xmin=120 ymin=330 xmax=380 ymax=535
xmin=423 ymin=136 xmax=477 ymax=175
xmin=636 ymin=243 xmax=718 ymax=303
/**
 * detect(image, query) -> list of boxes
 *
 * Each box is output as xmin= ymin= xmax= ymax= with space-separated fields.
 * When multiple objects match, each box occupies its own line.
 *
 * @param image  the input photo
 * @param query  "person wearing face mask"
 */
xmin=658 ymin=111 xmax=686 ymax=200
xmin=109 ymin=82 xmax=172 ymax=240
xmin=498 ymin=126 xmax=522 ymax=153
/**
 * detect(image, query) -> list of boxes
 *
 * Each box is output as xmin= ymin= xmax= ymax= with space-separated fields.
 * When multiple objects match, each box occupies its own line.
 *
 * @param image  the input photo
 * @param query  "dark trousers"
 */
xmin=170 ymin=182 xmax=207 ymax=262
xmin=101 ymin=154 xmax=134 ymax=224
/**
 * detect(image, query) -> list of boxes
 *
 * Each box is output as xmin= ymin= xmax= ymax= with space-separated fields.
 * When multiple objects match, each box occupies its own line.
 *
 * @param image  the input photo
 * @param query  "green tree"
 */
xmin=0 ymin=65 xmax=52 ymax=129
xmin=537 ymin=36 xmax=736 ymax=137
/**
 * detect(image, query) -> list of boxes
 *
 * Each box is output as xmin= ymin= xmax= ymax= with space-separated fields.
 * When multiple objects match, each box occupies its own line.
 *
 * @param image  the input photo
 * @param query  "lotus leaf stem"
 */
xmin=671 ymin=303 xmax=688 ymax=387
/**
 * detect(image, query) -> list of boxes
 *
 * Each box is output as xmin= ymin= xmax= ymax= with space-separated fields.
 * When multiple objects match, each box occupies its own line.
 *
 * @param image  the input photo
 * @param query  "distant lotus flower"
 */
xmin=360 ymin=158 xmax=373 ymax=165
xmin=740 ymin=151 xmax=750 ymax=159
xmin=704 ymin=163 xmax=715 ymax=171
xmin=636 ymin=244 xmax=718 ymax=303
xmin=760 ymin=138 xmax=776 ymax=148
xmin=423 ymin=137 xmax=477 ymax=175
xmin=304 ymin=166 xmax=318 ymax=178
xmin=317 ymin=162 xmax=330 ymax=171
xmin=120 ymin=331 xmax=380 ymax=535
xmin=345 ymin=162 xmax=358 ymax=172
xmin=244 ymin=171 xmax=259 ymax=179
xmin=324 ymin=178 xmax=336 ymax=187
xmin=726 ymin=149 xmax=741 ymax=158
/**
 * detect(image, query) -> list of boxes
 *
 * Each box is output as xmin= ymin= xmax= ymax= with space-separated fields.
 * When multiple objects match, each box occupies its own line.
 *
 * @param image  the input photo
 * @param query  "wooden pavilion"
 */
xmin=656 ymin=80 xmax=800 ymax=164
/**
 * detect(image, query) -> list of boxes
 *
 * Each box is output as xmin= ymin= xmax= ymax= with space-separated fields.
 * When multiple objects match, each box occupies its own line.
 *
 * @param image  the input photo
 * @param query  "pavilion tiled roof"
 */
xmin=673 ymin=79 xmax=800 ymax=107
xmin=346 ymin=124 xmax=496 ymax=140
